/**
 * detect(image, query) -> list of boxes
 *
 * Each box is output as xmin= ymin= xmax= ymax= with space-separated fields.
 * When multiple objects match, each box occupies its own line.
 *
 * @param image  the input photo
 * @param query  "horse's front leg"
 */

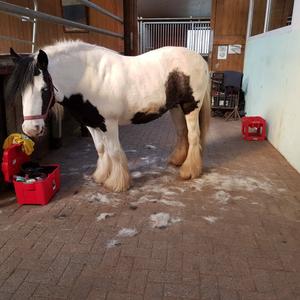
xmin=87 ymin=127 xmax=111 ymax=184
xmin=102 ymin=120 xmax=131 ymax=192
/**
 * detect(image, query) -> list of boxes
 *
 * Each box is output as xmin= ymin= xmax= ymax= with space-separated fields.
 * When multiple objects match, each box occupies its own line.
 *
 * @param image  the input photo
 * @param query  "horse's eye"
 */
xmin=41 ymin=87 xmax=48 ymax=92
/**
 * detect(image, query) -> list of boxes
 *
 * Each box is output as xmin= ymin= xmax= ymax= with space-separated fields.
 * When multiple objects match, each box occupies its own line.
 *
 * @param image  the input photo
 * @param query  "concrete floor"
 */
xmin=0 ymin=116 xmax=300 ymax=300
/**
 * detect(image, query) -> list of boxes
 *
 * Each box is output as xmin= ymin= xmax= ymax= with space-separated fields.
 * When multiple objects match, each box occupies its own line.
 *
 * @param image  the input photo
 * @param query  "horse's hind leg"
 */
xmin=168 ymin=106 xmax=188 ymax=166
xmin=180 ymin=106 xmax=203 ymax=179
xmin=87 ymin=127 xmax=111 ymax=184
xmin=102 ymin=120 xmax=131 ymax=192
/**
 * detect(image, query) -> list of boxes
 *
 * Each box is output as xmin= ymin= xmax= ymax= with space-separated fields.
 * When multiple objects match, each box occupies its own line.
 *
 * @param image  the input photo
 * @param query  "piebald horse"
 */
xmin=6 ymin=40 xmax=210 ymax=192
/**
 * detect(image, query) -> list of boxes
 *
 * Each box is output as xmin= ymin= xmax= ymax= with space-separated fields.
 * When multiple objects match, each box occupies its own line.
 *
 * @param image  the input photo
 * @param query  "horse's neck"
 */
xmin=49 ymin=47 xmax=125 ymax=102
xmin=49 ymin=54 xmax=86 ymax=100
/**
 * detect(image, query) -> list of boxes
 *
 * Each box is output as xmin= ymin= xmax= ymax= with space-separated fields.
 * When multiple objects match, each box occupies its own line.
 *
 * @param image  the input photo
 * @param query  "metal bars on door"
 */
xmin=138 ymin=19 xmax=211 ymax=56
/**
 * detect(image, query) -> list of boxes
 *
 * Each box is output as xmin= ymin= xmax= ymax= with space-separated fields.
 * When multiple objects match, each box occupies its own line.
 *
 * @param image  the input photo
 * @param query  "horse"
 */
xmin=6 ymin=40 xmax=210 ymax=192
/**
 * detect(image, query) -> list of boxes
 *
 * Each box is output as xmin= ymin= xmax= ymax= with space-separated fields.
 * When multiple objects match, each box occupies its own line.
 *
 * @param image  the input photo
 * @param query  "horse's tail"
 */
xmin=199 ymin=76 xmax=211 ymax=151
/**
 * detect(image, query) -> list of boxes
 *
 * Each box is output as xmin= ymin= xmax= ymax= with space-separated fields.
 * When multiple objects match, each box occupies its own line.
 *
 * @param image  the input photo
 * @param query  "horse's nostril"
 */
xmin=34 ymin=125 xmax=40 ymax=132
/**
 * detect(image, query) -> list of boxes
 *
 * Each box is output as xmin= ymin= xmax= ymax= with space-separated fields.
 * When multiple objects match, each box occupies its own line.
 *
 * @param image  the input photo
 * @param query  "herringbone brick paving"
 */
xmin=0 ymin=115 xmax=299 ymax=299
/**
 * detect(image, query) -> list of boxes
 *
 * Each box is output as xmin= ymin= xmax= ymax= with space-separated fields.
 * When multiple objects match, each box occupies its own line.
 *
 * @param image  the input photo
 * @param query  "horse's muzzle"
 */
xmin=22 ymin=123 xmax=46 ymax=138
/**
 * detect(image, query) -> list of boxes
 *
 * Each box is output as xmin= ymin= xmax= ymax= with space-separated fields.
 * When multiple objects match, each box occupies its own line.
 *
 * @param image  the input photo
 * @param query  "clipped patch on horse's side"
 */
xmin=61 ymin=94 xmax=107 ymax=131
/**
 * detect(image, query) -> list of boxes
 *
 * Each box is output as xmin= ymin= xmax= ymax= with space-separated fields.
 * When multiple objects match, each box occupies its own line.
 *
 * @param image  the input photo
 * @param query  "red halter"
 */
xmin=23 ymin=71 xmax=57 ymax=121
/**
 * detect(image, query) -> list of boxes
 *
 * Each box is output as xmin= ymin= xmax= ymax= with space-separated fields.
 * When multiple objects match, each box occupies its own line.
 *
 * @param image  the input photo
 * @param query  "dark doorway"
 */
xmin=124 ymin=0 xmax=138 ymax=56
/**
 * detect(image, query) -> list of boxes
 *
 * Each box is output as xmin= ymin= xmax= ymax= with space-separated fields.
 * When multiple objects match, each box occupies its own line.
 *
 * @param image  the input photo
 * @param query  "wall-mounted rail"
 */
xmin=79 ymin=0 xmax=123 ymax=23
xmin=0 ymin=0 xmax=123 ymax=53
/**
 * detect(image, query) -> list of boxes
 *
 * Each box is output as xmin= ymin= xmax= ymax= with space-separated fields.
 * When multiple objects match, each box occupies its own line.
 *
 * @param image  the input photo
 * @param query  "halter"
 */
xmin=23 ymin=70 xmax=57 ymax=121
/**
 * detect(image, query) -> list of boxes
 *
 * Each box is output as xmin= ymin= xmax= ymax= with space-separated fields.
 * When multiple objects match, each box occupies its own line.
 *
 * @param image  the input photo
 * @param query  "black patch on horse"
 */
xmin=61 ymin=94 xmax=106 ymax=132
xmin=131 ymin=107 xmax=168 ymax=124
xmin=165 ymin=69 xmax=198 ymax=114
xmin=131 ymin=69 xmax=198 ymax=124
xmin=5 ymin=55 xmax=36 ymax=101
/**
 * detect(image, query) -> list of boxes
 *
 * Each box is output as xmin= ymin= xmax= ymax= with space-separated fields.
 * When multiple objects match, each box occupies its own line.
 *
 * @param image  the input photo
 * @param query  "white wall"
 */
xmin=243 ymin=0 xmax=300 ymax=173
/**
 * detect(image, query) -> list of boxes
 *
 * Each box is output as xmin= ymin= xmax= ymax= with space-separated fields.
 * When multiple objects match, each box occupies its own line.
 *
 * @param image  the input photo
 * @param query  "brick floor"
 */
xmin=0 ymin=115 xmax=300 ymax=300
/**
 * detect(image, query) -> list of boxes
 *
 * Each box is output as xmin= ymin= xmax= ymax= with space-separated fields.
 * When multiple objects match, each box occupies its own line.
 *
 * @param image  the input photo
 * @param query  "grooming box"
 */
xmin=1 ymin=144 xmax=60 ymax=205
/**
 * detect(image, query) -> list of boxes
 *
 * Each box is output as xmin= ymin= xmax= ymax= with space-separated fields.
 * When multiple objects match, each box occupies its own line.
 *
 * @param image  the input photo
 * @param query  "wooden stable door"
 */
xmin=123 ymin=0 xmax=138 ymax=55
xmin=210 ymin=0 xmax=250 ymax=72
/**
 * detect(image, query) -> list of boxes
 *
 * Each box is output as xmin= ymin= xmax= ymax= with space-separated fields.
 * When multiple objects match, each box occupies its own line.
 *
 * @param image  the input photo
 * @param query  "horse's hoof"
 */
xmin=92 ymin=171 xmax=106 ymax=184
xmin=179 ymin=163 xmax=201 ymax=180
xmin=168 ymin=156 xmax=183 ymax=166
xmin=104 ymin=179 xmax=130 ymax=192
xmin=168 ymin=151 xmax=187 ymax=166
xmin=103 ymin=173 xmax=131 ymax=192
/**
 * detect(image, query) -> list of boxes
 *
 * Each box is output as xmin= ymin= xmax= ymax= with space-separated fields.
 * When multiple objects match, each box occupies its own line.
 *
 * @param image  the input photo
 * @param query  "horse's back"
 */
xmin=135 ymin=47 xmax=209 ymax=87
xmin=138 ymin=47 xmax=207 ymax=69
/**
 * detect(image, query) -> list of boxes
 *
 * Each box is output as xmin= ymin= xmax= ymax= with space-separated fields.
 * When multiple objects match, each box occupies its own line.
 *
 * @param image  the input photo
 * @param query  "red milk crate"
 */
xmin=242 ymin=116 xmax=266 ymax=141
xmin=1 ymin=144 xmax=60 ymax=205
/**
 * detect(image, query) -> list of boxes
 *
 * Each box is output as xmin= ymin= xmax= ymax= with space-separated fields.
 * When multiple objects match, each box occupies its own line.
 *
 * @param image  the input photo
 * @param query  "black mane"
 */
xmin=5 ymin=55 xmax=37 ymax=101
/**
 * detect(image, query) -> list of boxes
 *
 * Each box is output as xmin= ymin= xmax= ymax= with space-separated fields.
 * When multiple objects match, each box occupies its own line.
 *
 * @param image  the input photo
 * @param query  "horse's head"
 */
xmin=7 ymin=48 xmax=55 ymax=138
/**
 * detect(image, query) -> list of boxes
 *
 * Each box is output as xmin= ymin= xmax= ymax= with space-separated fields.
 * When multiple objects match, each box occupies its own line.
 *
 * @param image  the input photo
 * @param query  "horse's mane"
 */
xmin=43 ymin=40 xmax=117 ymax=58
xmin=5 ymin=55 xmax=36 ymax=101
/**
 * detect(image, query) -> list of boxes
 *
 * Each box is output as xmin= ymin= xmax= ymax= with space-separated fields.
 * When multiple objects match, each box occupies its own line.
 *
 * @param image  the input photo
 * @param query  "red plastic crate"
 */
xmin=1 ymin=144 xmax=60 ymax=205
xmin=242 ymin=116 xmax=266 ymax=141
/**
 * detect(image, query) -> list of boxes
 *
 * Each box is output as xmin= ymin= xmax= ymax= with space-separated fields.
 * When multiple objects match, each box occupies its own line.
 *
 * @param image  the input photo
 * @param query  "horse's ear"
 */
xmin=37 ymin=49 xmax=48 ymax=70
xmin=10 ymin=48 xmax=21 ymax=63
